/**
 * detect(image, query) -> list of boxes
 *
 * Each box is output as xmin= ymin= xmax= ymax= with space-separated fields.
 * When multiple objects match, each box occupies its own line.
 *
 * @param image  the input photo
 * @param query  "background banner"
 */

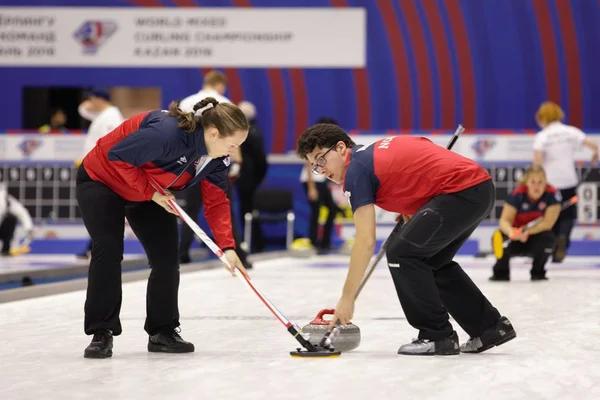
xmin=0 ymin=7 xmax=366 ymax=67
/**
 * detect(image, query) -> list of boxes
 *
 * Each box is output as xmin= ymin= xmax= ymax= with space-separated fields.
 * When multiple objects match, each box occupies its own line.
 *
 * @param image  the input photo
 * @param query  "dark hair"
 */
xmin=296 ymin=123 xmax=355 ymax=160
xmin=167 ymin=97 xmax=248 ymax=135
xmin=49 ymin=108 xmax=65 ymax=117
xmin=315 ymin=116 xmax=338 ymax=125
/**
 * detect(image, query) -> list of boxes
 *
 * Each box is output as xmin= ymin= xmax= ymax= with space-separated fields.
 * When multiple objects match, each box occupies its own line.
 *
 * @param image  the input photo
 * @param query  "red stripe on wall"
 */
xmin=554 ymin=0 xmax=583 ymax=127
xmin=531 ymin=0 xmax=561 ymax=103
xmin=222 ymin=68 xmax=244 ymax=104
xmin=352 ymin=68 xmax=371 ymax=129
xmin=422 ymin=0 xmax=455 ymax=129
xmin=230 ymin=0 xmax=251 ymax=6
xmin=128 ymin=0 xmax=164 ymax=6
xmin=331 ymin=0 xmax=371 ymax=129
xmin=172 ymin=0 xmax=197 ymax=6
xmin=268 ymin=70 xmax=287 ymax=153
xmin=397 ymin=0 xmax=434 ymax=129
xmin=375 ymin=0 xmax=413 ymax=129
xmin=442 ymin=0 xmax=476 ymax=128
xmin=289 ymin=69 xmax=309 ymax=142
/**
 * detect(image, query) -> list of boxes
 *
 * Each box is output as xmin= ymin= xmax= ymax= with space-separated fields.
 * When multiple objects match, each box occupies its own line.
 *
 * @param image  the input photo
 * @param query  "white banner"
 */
xmin=0 ymin=135 xmax=84 ymax=161
xmin=350 ymin=134 xmax=600 ymax=162
xmin=0 ymin=7 xmax=366 ymax=67
xmin=2 ymin=133 xmax=600 ymax=162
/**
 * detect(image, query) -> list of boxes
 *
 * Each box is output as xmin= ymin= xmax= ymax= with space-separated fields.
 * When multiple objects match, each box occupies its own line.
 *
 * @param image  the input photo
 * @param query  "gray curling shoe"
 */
xmin=398 ymin=331 xmax=460 ymax=356
xmin=460 ymin=316 xmax=516 ymax=353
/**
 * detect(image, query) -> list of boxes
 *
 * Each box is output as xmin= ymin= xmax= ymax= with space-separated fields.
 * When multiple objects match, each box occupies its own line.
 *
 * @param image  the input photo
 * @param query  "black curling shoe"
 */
xmin=84 ymin=330 xmax=113 ymax=359
xmin=148 ymin=328 xmax=195 ymax=353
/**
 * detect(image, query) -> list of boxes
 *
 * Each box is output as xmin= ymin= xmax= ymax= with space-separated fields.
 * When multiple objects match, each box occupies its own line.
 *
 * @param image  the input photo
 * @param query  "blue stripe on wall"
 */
xmin=391 ymin=0 xmax=420 ymax=130
xmin=435 ymin=0 xmax=463 ymax=129
xmin=414 ymin=0 xmax=441 ymax=129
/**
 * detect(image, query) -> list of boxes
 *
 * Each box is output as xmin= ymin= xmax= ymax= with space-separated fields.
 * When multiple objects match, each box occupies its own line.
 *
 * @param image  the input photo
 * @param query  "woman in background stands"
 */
xmin=532 ymin=101 xmax=598 ymax=262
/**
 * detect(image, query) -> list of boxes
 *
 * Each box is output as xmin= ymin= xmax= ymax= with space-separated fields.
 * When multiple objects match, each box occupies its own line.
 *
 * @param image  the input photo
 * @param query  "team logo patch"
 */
xmin=538 ymin=201 xmax=546 ymax=211
xmin=555 ymin=191 xmax=562 ymax=202
xmin=521 ymin=203 xmax=529 ymax=211
xmin=73 ymin=20 xmax=117 ymax=54
xmin=223 ymin=156 xmax=231 ymax=167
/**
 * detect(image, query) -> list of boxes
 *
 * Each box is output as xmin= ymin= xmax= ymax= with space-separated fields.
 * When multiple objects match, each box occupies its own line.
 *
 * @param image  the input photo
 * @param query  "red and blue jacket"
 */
xmin=83 ymin=110 xmax=235 ymax=250
xmin=506 ymin=184 xmax=561 ymax=228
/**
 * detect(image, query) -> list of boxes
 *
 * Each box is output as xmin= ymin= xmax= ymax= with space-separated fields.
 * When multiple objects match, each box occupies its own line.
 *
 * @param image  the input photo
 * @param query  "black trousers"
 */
xmin=237 ymin=184 xmax=265 ymax=252
xmin=77 ymin=165 xmax=180 ymax=336
xmin=552 ymin=186 xmax=577 ymax=253
xmin=0 ymin=213 xmax=17 ymax=253
xmin=386 ymin=179 xmax=501 ymax=341
xmin=178 ymin=181 xmax=249 ymax=265
xmin=179 ymin=184 xmax=204 ymax=258
xmin=227 ymin=182 xmax=249 ymax=265
xmin=302 ymin=181 xmax=340 ymax=249
xmin=492 ymin=230 xmax=556 ymax=279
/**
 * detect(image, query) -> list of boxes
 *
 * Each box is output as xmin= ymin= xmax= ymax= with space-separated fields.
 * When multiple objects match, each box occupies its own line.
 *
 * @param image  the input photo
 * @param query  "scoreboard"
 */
xmin=0 ymin=162 xmax=598 ymax=225
xmin=0 ymin=164 xmax=80 ymax=221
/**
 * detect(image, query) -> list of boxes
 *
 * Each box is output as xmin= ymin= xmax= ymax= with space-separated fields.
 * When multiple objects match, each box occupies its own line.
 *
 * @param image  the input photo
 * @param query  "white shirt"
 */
xmin=300 ymin=165 xmax=326 ymax=183
xmin=178 ymin=88 xmax=231 ymax=113
xmin=533 ymin=121 xmax=586 ymax=189
xmin=79 ymin=105 xmax=125 ymax=158
xmin=0 ymin=186 xmax=33 ymax=231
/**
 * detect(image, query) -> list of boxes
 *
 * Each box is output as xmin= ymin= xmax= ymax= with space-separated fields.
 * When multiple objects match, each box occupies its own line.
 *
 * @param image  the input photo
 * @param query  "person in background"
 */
xmin=532 ymin=101 xmax=598 ymax=262
xmin=299 ymin=117 xmax=342 ymax=254
xmin=38 ymin=108 xmax=68 ymax=133
xmin=178 ymin=71 xmax=250 ymax=268
xmin=236 ymin=100 xmax=268 ymax=252
xmin=179 ymin=70 xmax=230 ymax=113
xmin=0 ymin=183 xmax=34 ymax=257
xmin=75 ymin=88 xmax=125 ymax=259
xmin=490 ymin=166 xmax=560 ymax=281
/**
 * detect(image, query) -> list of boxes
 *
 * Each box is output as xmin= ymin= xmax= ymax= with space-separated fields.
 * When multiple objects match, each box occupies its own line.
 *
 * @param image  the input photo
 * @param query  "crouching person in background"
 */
xmin=0 ymin=183 xmax=33 ymax=257
xmin=491 ymin=166 xmax=560 ymax=282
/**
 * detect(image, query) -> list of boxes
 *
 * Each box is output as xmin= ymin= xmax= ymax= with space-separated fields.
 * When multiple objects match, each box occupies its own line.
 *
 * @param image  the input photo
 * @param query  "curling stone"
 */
xmin=290 ymin=238 xmax=316 ymax=258
xmin=302 ymin=309 xmax=361 ymax=352
xmin=339 ymin=238 xmax=354 ymax=256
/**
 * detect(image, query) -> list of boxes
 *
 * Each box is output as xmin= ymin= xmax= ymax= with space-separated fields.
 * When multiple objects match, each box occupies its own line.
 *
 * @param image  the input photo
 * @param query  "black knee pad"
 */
xmin=386 ymin=208 xmax=443 ymax=263
xmin=401 ymin=208 xmax=443 ymax=247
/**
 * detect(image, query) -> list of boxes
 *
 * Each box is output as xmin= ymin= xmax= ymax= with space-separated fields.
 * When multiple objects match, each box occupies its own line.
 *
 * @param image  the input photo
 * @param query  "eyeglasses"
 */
xmin=311 ymin=144 xmax=337 ymax=175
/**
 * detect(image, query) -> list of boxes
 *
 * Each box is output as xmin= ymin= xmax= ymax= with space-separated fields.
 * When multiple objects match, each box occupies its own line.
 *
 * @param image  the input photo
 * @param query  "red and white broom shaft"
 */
xmin=148 ymin=178 xmax=293 ymax=329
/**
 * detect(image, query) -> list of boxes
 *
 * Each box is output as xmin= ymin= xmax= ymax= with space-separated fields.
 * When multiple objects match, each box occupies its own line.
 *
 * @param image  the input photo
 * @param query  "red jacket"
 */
xmin=83 ymin=110 xmax=235 ymax=250
xmin=343 ymin=136 xmax=491 ymax=215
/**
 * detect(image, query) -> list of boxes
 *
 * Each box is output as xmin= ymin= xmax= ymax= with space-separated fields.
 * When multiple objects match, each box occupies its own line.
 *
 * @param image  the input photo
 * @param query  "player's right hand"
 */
xmin=151 ymin=191 xmax=177 ymax=215
xmin=517 ymin=231 xmax=529 ymax=243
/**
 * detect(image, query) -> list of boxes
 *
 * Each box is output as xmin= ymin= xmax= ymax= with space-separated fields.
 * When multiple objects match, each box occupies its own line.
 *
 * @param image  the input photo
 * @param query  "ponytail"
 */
xmin=168 ymin=96 xmax=248 ymax=136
